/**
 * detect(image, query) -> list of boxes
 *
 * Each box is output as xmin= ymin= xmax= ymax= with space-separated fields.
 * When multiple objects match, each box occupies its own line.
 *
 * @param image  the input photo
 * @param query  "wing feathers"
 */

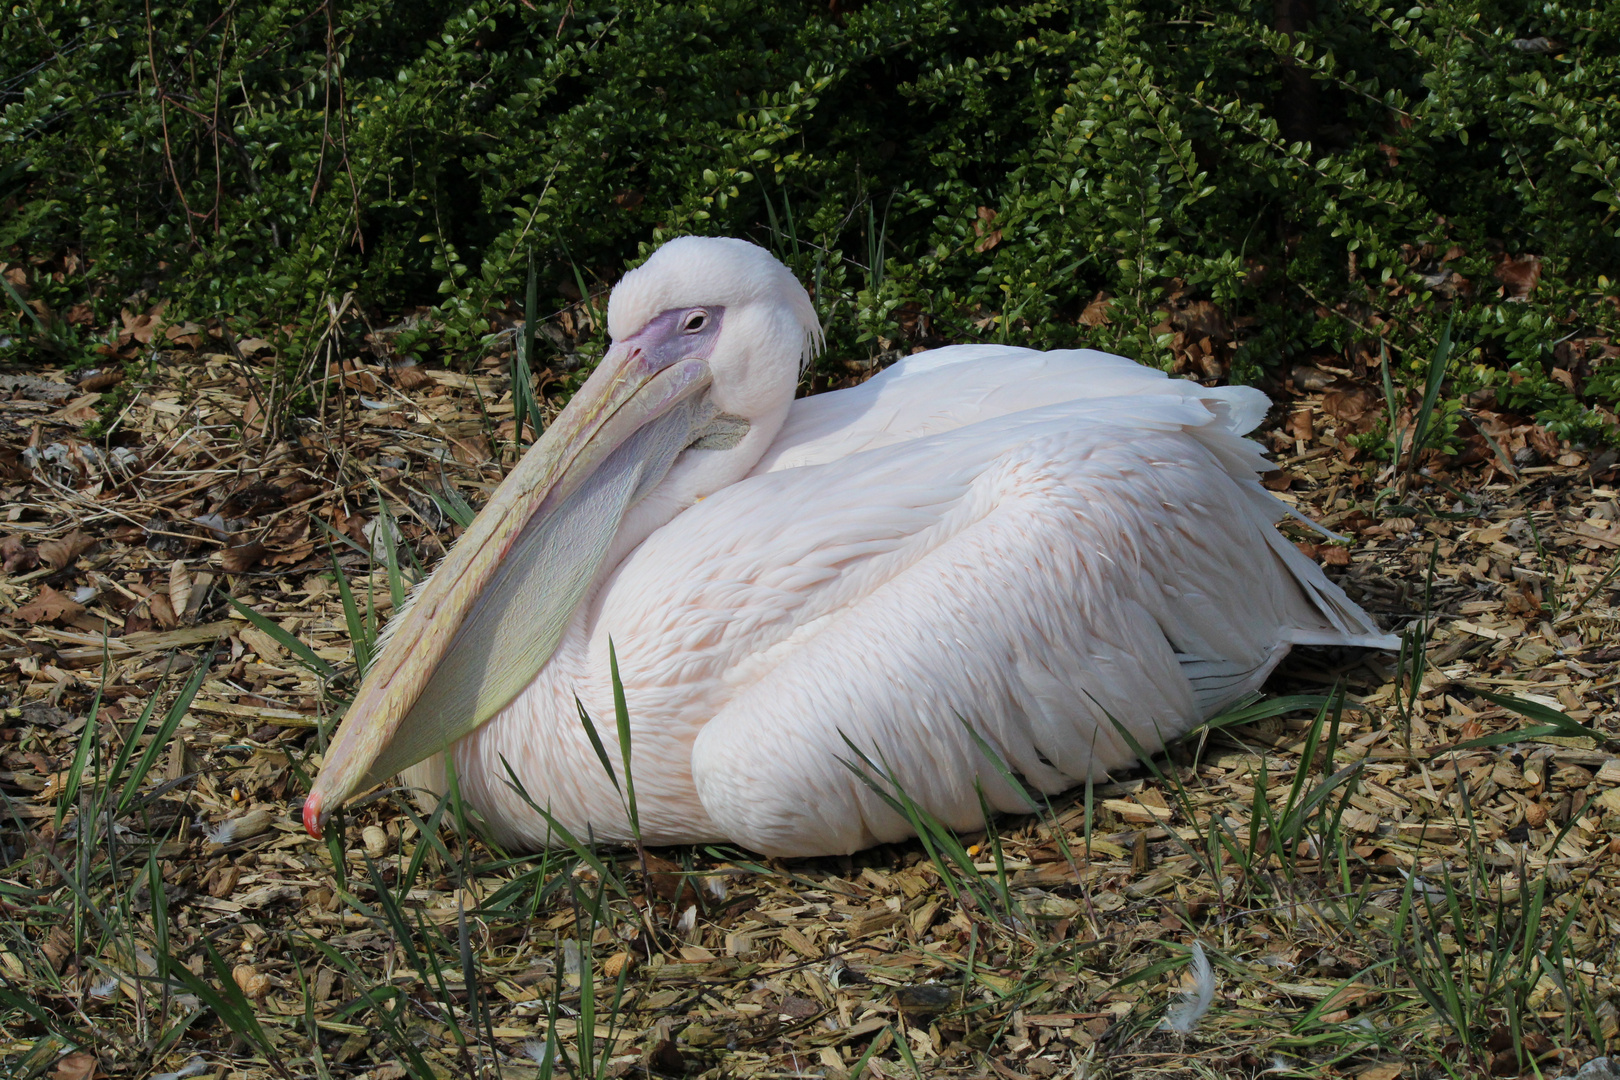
xmin=687 ymin=422 xmax=1384 ymax=855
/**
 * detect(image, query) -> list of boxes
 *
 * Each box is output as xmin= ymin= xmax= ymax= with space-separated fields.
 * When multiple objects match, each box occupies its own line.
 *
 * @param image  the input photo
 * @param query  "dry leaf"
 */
xmin=207 ymin=865 xmax=240 ymax=898
xmin=14 ymin=585 xmax=86 ymax=626
xmin=221 ymin=541 xmax=266 ymax=572
xmin=48 ymin=394 xmax=101 ymax=423
xmin=1079 ymin=293 xmax=1113 ymax=327
xmin=38 ymin=530 xmax=95 ymax=571
xmin=1353 ymin=1065 xmax=1402 ymax=1080
xmin=147 ymin=592 xmax=177 ymax=630
xmin=168 ymin=560 xmax=193 ymax=620
xmin=1291 ymin=365 xmax=1341 ymax=391
xmin=1495 ymin=254 xmax=1541 ymax=300
xmin=51 ymin=1051 xmax=99 ymax=1080
xmin=449 ymin=433 xmax=490 ymax=465
xmin=1170 ymin=299 xmax=1229 ymax=341
xmin=1 ymin=535 xmax=37 ymax=573
xmin=394 ymin=365 xmax=434 ymax=390
xmin=1323 ymin=386 xmax=1378 ymax=424
xmin=41 ymin=926 xmax=74 ymax=973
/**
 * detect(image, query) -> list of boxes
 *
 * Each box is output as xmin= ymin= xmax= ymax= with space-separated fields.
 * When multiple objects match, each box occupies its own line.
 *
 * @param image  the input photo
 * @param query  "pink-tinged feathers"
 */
xmin=315 ymin=236 xmax=1393 ymax=856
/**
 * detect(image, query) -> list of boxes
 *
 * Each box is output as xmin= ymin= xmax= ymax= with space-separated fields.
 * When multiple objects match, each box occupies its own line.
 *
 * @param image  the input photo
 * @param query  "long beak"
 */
xmin=303 ymin=345 xmax=711 ymax=836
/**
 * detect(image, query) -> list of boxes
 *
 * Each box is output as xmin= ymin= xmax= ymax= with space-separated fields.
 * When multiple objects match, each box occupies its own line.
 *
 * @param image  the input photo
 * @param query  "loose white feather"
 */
xmin=201 ymin=819 xmax=238 ymax=846
xmin=151 ymin=1057 xmax=208 ymax=1080
xmin=1163 ymin=941 xmax=1216 ymax=1034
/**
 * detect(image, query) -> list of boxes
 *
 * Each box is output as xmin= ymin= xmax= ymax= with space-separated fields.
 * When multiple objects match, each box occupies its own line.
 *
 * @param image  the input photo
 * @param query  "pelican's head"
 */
xmin=608 ymin=236 xmax=821 ymax=413
xmin=303 ymin=237 xmax=821 ymax=836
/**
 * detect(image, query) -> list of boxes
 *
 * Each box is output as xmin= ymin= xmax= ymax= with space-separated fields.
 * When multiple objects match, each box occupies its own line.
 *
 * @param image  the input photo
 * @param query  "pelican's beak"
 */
xmin=303 ymin=328 xmax=716 ymax=837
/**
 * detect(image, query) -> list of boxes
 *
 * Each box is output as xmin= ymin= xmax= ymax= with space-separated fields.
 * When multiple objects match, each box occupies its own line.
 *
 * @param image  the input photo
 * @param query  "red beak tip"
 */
xmin=302 ymin=795 xmax=324 ymax=839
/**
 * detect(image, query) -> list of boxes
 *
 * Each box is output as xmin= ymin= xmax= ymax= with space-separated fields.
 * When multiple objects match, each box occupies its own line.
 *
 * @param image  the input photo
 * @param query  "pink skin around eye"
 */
xmin=624 ymin=307 xmax=726 ymax=373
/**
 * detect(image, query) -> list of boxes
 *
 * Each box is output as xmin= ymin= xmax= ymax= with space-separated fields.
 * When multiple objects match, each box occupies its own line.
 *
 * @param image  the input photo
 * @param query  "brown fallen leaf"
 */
xmin=38 ymin=530 xmax=95 ymax=571
xmin=973 ymin=206 xmax=1002 ymax=252
xmin=221 ymin=541 xmax=266 ymax=572
xmin=13 ymin=585 xmax=86 ymax=625
xmin=394 ymin=365 xmax=434 ymax=390
xmin=41 ymin=926 xmax=74 ymax=973
xmin=1170 ymin=299 xmax=1229 ymax=342
xmin=1291 ymin=365 xmax=1342 ymax=391
xmin=77 ymin=370 xmax=124 ymax=392
xmin=1322 ymin=386 xmax=1378 ymax=426
xmin=1495 ymin=253 xmax=1541 ymax=300
xmin=1 ymin=535 xmax=37 ymax=573
xmin=448 ymin=433 xmax=490 ymax=465
xmin=147 ymin=592 xmax=178 ymax=630
xmin=264 ymin=541 xmax=316 ymax=567
xmin=1353 ymin=1063 xmax=1402 ymax=1080
xmin=1079 ymin=292 xmax=1113 ymax=327
xmin=52 ymin=1051 xmax=100 ymax=1080
xmin=168 ymin=561 xmax=192 ymax=621
xmin=49 ymin=394 xmax=101 ymax=423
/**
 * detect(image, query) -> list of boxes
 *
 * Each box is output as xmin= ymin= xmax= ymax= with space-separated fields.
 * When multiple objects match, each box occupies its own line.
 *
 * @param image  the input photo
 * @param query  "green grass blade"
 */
xmin=1195 ymin=693 xmax=1335 ymax=734
xmin=430 ymin=484 xmax=477 ymax=529
xmin=515 ymin=245 xmax=541 ymax=450
xmin=1408 ymin=315 xmax=1454 ymax=460
xmin=226 ymin=595 xmax=335 ymax=677
xmin=325 ymin=548 xmax=374 ymax=678
xmin=495 ymin=757 xmax=623 ymax=899
xmin=116 ymin=651 xmax=213 ymax=817
xmin=373 ymin=494 xmax=407 ymax=613
xmin=0 ymin=272 xmax=46 ymax=332
xmin=607 ymin=640 xmax=640 ymax=839
xmin=56 ymin=679 xmax=105 ymax=830
xmin=298 ymin=933 xmax=438 ymax=1080
xmin=163 ymin=935 xmax=283 ymax=1068
xmin=1380 ymin=342 xmax=1402 ymax=474
xmin=1461 ymin=689 xmax=1616 ymax=749
xmin=573 ymin=697 xmax=620 ymax=795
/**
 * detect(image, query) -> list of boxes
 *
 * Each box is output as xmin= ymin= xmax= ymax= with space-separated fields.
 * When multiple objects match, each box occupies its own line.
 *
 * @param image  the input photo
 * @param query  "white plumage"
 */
xmin=310 ymin=237 xmax=1394 ymax=856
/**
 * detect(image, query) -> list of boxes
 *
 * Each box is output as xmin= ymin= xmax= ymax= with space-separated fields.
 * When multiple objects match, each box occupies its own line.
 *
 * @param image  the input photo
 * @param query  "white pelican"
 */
xmin=304 ymin=236 xmax=1395 ymax=856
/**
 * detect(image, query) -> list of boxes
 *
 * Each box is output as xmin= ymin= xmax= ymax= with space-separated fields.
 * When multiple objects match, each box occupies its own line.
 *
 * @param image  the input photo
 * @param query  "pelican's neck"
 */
xmin=602 ymin=394 xmax=792 ymax=573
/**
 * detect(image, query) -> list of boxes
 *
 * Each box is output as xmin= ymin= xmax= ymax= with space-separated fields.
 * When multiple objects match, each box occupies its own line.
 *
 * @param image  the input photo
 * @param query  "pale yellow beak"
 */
xmin=303 ymin=343 xmax=711 ymax=837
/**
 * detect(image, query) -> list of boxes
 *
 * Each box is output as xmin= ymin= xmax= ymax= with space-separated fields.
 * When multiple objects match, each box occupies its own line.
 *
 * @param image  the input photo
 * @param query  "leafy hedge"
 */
xmin=2 ymin=0 xmax=1618 ymax=437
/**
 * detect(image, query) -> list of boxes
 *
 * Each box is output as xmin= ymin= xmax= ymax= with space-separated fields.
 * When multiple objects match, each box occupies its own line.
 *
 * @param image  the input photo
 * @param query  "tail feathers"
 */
xmin=1262 ymin=509 xmax=1399 ymax=649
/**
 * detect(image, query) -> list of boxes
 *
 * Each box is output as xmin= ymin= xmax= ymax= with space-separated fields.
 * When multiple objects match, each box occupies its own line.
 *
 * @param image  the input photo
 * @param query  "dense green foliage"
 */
xmin=2 ymin=0 xmax=1618 ymax=435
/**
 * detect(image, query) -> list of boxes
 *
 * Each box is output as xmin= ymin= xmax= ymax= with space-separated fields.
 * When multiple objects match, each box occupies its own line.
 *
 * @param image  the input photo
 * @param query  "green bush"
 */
xmin=2 ymin=0 xmax=1617 ymax=436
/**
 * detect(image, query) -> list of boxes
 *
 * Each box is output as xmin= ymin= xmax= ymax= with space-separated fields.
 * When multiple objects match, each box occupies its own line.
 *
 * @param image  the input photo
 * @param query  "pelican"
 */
xmin=304 ymin=236 xmax=1394 ymax=857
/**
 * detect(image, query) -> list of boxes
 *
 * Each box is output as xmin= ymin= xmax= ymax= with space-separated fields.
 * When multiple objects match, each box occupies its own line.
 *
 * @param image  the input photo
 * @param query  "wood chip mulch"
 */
xmin=0 ymin=330 xmax=1616 ymax=1080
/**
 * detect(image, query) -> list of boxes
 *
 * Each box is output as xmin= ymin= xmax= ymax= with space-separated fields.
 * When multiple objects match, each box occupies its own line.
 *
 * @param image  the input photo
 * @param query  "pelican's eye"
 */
xmin=681 ymin=310 xmax=709 ymax=334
